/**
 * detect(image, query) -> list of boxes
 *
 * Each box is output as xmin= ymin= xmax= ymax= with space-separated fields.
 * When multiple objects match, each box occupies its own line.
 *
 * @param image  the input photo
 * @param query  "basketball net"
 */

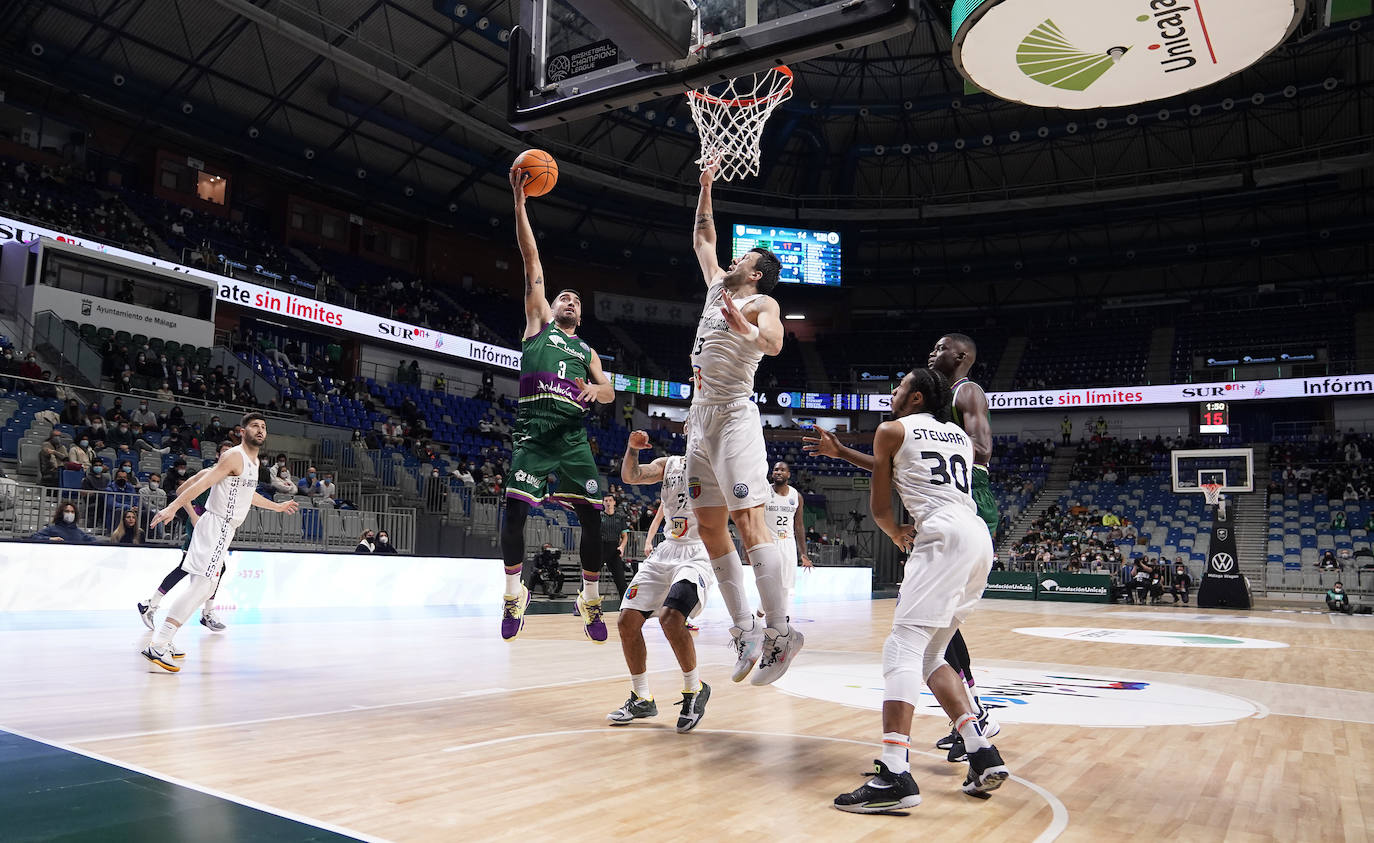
xmin=1201 ymin=483 xmax=1224 ymax=512
xmin=687 ymin=66 xmax=793 ymax=182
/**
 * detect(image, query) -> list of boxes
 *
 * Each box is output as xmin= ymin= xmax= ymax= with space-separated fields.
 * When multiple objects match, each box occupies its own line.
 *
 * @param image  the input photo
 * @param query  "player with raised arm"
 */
xmin=689 ymin=161 xmax=799 ymax=686
xmin=142 ymin=413 xmax=298 ymax=672
xmin=501 ymin=167 xmax=617 ymax=643
xmin=831 ymin=369 xmax=1007 ymax=813
xmin=607 ymin=429 xmax=716 ymax=733
xmin=806 ymin=334 xmax=1001 ymax=761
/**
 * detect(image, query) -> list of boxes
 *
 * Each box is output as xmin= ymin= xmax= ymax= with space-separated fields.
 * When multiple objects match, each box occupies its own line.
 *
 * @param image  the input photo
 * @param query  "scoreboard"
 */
xmin=732 ymin=222 xmax=842 ymax=287
xmin=1199 ymin=402 xmax=1230 ymax=435
xmin=751 ymin=391 xmax=892 ymax=412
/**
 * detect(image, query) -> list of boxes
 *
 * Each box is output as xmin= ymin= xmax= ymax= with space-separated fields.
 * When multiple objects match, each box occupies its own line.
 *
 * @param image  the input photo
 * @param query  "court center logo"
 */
xmin=774 ymin=663 xmax=1261 ymax=727
xmin=1211 ymin=552 xmax=1235 ymax=573
xmin=1017 ymin=19 xmax=1128 ymax=92
xmin=1014 ymin=626 xmax=1286 ymax=649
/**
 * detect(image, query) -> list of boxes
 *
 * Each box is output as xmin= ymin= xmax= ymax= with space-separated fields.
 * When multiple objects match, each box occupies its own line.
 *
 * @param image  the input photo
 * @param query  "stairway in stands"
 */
xmin=991 ymin=337 xmax=1026 ymax=391
xmin=996 ymin=444 xmax=1076 ymax=560
xmin=1233 ymin=446 xmax=1271 ymax=595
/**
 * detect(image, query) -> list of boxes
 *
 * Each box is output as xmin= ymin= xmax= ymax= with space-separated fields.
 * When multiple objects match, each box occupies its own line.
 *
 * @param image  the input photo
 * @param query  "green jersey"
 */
xmin=950 ymin=377 xmax=992 ymax=469
xmin=517 ymin=321 xmax=596 ymax=439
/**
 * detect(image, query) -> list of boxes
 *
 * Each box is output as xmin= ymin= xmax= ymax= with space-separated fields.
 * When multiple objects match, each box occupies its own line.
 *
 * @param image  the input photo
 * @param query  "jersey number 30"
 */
xmin=921 ymin=450 xmax=971 ymax=494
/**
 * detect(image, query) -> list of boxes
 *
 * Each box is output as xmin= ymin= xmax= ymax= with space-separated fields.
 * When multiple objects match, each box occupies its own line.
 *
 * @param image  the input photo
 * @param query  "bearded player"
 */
xmin=501 ymin=168 xmax=617 ymax=643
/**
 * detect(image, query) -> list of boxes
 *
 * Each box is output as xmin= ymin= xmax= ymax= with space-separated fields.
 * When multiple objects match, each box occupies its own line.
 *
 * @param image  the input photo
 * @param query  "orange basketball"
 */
xmin=512 ymin=149 xmax=558 ymax=197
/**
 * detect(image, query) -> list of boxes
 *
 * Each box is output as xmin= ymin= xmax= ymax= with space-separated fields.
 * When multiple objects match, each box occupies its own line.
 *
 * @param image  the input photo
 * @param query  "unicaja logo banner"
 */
xmin=953 ymin=0 xmax=1306 ymax=109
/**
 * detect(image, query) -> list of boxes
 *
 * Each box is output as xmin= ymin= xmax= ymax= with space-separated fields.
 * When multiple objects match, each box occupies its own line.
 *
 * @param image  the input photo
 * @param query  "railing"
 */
xmin=0 ymin=482 xmax=415 ymax=553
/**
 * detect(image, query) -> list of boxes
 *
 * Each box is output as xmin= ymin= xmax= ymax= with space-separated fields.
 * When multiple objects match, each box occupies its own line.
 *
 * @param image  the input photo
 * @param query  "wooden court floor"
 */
xmin=1 ymin=598 xmax=1371 ymax=842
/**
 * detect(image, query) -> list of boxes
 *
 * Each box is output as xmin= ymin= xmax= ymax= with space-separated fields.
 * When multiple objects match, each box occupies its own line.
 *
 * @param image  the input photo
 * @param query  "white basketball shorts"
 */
xmin=685 ymin=399 xmax=771 ymax=512
xmin=894 ymin=507 xmax=994 ymax=628
xmin=181 ymin=511 xmax=237 ymax=578
xmin=622 ymin=540 xmax=716 ymax=619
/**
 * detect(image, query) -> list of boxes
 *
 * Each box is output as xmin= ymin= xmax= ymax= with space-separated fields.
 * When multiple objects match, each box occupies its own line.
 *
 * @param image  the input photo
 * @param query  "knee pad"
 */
xmin=662 ymin=579 xmax=699 ymax=618
xmin=882 ymin=625 xmax=934 ymax=704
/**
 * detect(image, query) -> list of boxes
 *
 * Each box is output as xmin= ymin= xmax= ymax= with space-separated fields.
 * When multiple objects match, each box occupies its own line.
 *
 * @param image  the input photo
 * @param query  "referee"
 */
xmin=599 ymin=493 xmax=630 ymax=597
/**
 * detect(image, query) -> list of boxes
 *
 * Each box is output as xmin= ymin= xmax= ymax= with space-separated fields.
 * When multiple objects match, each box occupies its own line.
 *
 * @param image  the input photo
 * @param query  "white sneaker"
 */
xmin=168 ymin=642 xmax=186 ymax=660
xmin=141 ymin=643 xmax=180 ymax=672
xmin=751 ymin=626 xmax=804 ymax=686
xmin=200 ymin=610 xmax=227 ymax=632
xmin=729 ymin=624 xmax=762 ymax=682
xmin=137 ymin=601 xmax=156 ymax=630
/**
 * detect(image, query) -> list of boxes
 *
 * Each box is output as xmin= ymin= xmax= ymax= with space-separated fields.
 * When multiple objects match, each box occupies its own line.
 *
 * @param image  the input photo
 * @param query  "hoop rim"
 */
xmin=1201 ymin=482 xmax=1223 ymax=503
xmin=686 ymin=65 xmax=794 ymax=108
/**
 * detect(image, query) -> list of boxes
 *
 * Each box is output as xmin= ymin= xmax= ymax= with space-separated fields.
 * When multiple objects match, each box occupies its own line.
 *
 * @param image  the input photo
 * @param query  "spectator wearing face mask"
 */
xmin=298 ymin=466 xmax=325 ymax=497
xmin=129 ymin=400 xmax=158 ymax=428
xmin=60 ymin=398 xmax=84 ymax=426
xmin=356 ymin=530 xmax=376 ymax=553
xmin=373 ymin=531 xmax=397 ymax=554
xmin=30 ymin=501 xmax=96 ymax=543
xmin=1326 ymin=582 xmax=1354 ymax=614
xmin=203 ymin=416 xmax=228 ymax=444
xmin=270 ymin=461 xmax=297 ymax=495
xmin=164 ymin=457 xmax=190 ymax=496
xmin=140 ymin=472 xmax=167 ymax=514
xmin=107 ymin=420 xmax=134 ymax=449
xmin=104 ymin=397 xmax=127 ymax=422
xmin=39 ymin=432 xmax=69 ymax=487
xmin=156 ymin=381 xmax=174 ymax=401
xmin=67 ymin=436 xmax=93 ymax=471
xmin=18 ymin=354 xmax=43 ymax=381
xmin=1170 ymin=564 xmax=1193 ymax=605
xmin=318 ymin=472 xmax=337 ymax=500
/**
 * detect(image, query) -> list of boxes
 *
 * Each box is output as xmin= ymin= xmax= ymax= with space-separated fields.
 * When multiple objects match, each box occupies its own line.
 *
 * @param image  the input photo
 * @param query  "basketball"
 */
xmin=512 ymin=149 xmax=558 ymax=197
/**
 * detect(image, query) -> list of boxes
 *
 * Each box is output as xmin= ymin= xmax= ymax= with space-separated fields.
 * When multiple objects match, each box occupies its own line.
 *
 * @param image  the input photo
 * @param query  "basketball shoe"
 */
xmin=751 ymin=626 xmax=804 ymax=686
xmin=168 ymin=642 xmax=186 ymax=660
xmin=199 ymin=610 xmax=227 ymax=632
xmin=939 ymin=708 xmax=1001 ymax=762
xmin=962 ymin=745 xmax=1010 ymax=795
xmin=141 ymin=643 xmax=180 ymax=672
xmin=137 ymin=601 xmax=156 ymax=630
xmin=729 ymin=624 xmax=762 ymax=682
xmin=576 ymin=594 xmax=608 ymax=643
xmin=500 ymin=584 xmax=531 ymax=640
xmin=833 ymin=760 xmax=921 ymax=813
xmin=607 ymin=693 xmax=658 ymax=724
xmin=676 ymin=682 xmax=711 ymax=733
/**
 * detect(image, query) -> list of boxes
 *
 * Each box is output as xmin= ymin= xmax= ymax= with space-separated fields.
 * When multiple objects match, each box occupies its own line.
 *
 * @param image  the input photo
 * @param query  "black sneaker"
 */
xmin=833 ymin=760 xmax=921 ymax=813
xmin=944 ymin=731 xmax=967 ymax=763
xmin=934 ymin=726 xmax=958 ymax=751
xmin=606 ymin=693 xmax=658 ymax=725
xmin=962 ymin=745 xmax=1010 ymax=795
xmin=676 ymin=682 xmax=711 ymax=733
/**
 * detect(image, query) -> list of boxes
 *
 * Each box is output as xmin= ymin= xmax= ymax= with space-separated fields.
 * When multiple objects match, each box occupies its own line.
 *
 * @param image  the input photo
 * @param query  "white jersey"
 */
xmin=765 ymin=485 xmax=800 ymax=543
xmin=205 ymin=445 xmax=260 ymax=528
xmin=690 ymin=281 xmax=764 ymax=405
xmin=658 ymin=456 xmax=700 ymax=544
xmin=892 ymin=413 xmax=978 ymax=526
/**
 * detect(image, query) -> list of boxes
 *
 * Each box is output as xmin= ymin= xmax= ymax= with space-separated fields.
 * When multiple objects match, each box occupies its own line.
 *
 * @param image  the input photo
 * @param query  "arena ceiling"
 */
xmin=2 ymin=0 xmax=1372 ymax=302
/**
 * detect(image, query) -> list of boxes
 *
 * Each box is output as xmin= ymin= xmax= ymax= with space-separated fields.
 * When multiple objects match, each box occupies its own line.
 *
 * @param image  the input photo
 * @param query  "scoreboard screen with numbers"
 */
xmin=732 ymin=222 xmax=842 ymax=286
xmin=1199 ymin=402 xmax=1230 ymax=435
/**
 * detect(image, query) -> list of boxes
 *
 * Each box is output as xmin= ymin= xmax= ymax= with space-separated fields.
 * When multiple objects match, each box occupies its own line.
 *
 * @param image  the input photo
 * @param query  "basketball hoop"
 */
xmin=1201 ymin=483 xmax=1223 ymax=508
xmin=687 ymin=65 xmax=794 ymax=182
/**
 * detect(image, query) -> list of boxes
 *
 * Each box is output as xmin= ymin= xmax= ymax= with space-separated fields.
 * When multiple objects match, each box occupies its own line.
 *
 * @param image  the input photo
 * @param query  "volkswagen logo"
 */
xmin=1210 ymin=552 xmax=1235 ymax=573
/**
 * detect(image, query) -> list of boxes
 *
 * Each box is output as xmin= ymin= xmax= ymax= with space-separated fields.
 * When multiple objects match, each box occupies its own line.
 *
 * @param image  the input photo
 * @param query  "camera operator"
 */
xmin=528 ymin=543 xmax=565 ymax=597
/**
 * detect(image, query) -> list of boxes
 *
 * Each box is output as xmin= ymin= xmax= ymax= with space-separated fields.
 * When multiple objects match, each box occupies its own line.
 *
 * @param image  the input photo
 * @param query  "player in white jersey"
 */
xmin=609 ymin=430 xmax=715 ymax=732
xmin=754 ymin=462 xmax=810 ymax=614
xmin=833 ymin=369 xmax=1009 ymax=814
xmin=141 ymin=413 xmax=298 ymax=672
xmin=689 ymin=160 xmax=801 ymax=686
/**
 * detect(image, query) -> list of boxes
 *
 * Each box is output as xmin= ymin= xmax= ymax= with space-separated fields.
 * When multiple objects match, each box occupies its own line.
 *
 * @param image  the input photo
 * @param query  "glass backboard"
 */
xmin=1171 ymin=448 xmax=1254 ymax=495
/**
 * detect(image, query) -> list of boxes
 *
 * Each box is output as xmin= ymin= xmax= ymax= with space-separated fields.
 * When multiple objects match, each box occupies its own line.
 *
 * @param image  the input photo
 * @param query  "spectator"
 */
xmin=408 ymin=359 xmax=420 ymax=384
xmin=18 ymin=353 xmax=42 ymax=381
xmin=129 ymin=400 xmax=158 ymax=428
xmin=164 ymin=457 xmax=190 ymax=496
xmin=111 ymin=508 xmax=145 ymax=545
xmin=1319 ymin=550 xmax=1340 ymax=571
xmin=203 ymin=415 xmax=228 ymax=443
xmin=270 ymin=464 xmax=297 ymax=495
xmin=622 ymin=401 xmax=634 ymax=428
xmin=355 ymin=530 xmax=375 ymax=553
xmin=1170 ymin=563 xmax=1193 ymax=604
xmin=318 ymin=472 xmax=337 ymax=500
xmin=106 ymin=420 xmax=134 ymax=449
xmin=140 ymin=471 xmax=167 ymax=515
xmin=59 ymin=398 xmax=84 ymax=426
xmin=1131 ymin=558 xmax=1156 ymax=605
xmin=39 ymin=432 xmax=69 ymax=486
xmin=425 ymin=468 xmax=447 ymax=511
xmin=1366 ymin=513 xmax=1374 ymax=533
xmin=1061 ymin=416 xmax=1071 ymax=445
xmin=297 ymin=466 xmax=326 ymax=497
xmin=81 ymin=413 xmax=107 ymax=443
xmin=1342 ymin=485 xmax=1358 ymax=504
xmin=1326 ymin=581 xmax=1353 ymax=614
xmin=29 ymin=500 xmax=97 ymax=543
xmin=104 ymin=397 xmax=127 ymax=422
xmin=373 ymin=531 xmax=398 ymax=554
xmin=67 ymin=435 xmax=93 ymax=472
xmin=396 ymin=359 xmax=408 ymax=384
xmin=156 ymin=381 xmax=174 ymax=401
xmin=454 ymin=462 xmax=475 ymax=487
xmin=1332 ymin=511 xmax=1348 ymax=530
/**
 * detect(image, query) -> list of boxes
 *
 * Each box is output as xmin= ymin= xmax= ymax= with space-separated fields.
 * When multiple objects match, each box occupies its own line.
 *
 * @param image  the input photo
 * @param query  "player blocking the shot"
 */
xmin=833 ymin=370 xmax=1008 ymax=813
xmin=689 ymin=161 xmax=800 ymax=686
xmin=142 ymin=414 xmax=299 ymax=672
xmin=500 ymin=166 xmax=617 ymax=643
xmin=607 ymin=430 xmax=716 ymax=733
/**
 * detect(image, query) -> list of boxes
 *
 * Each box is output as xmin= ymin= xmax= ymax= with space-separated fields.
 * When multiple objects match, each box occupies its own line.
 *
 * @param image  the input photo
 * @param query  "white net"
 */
xmin=687 ymin=66 xmax=794 ymax=182
xmin=1201 ymin=483 xmax=1224 ymax=509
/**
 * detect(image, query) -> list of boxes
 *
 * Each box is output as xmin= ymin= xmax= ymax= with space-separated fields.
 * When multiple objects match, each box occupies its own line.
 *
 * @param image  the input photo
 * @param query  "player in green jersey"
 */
xmin=502 ymin=167 xmax=617 ymax=643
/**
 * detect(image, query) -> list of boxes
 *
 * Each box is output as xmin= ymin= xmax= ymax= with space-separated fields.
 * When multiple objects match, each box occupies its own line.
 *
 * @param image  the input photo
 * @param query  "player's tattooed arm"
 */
xmin=513 ymin=168 xmax=552 ymax=337
xmin=621 ymin=430 xmax=667 ymax=484
xmin=693 ymin=158 xmax=723 ymax=284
